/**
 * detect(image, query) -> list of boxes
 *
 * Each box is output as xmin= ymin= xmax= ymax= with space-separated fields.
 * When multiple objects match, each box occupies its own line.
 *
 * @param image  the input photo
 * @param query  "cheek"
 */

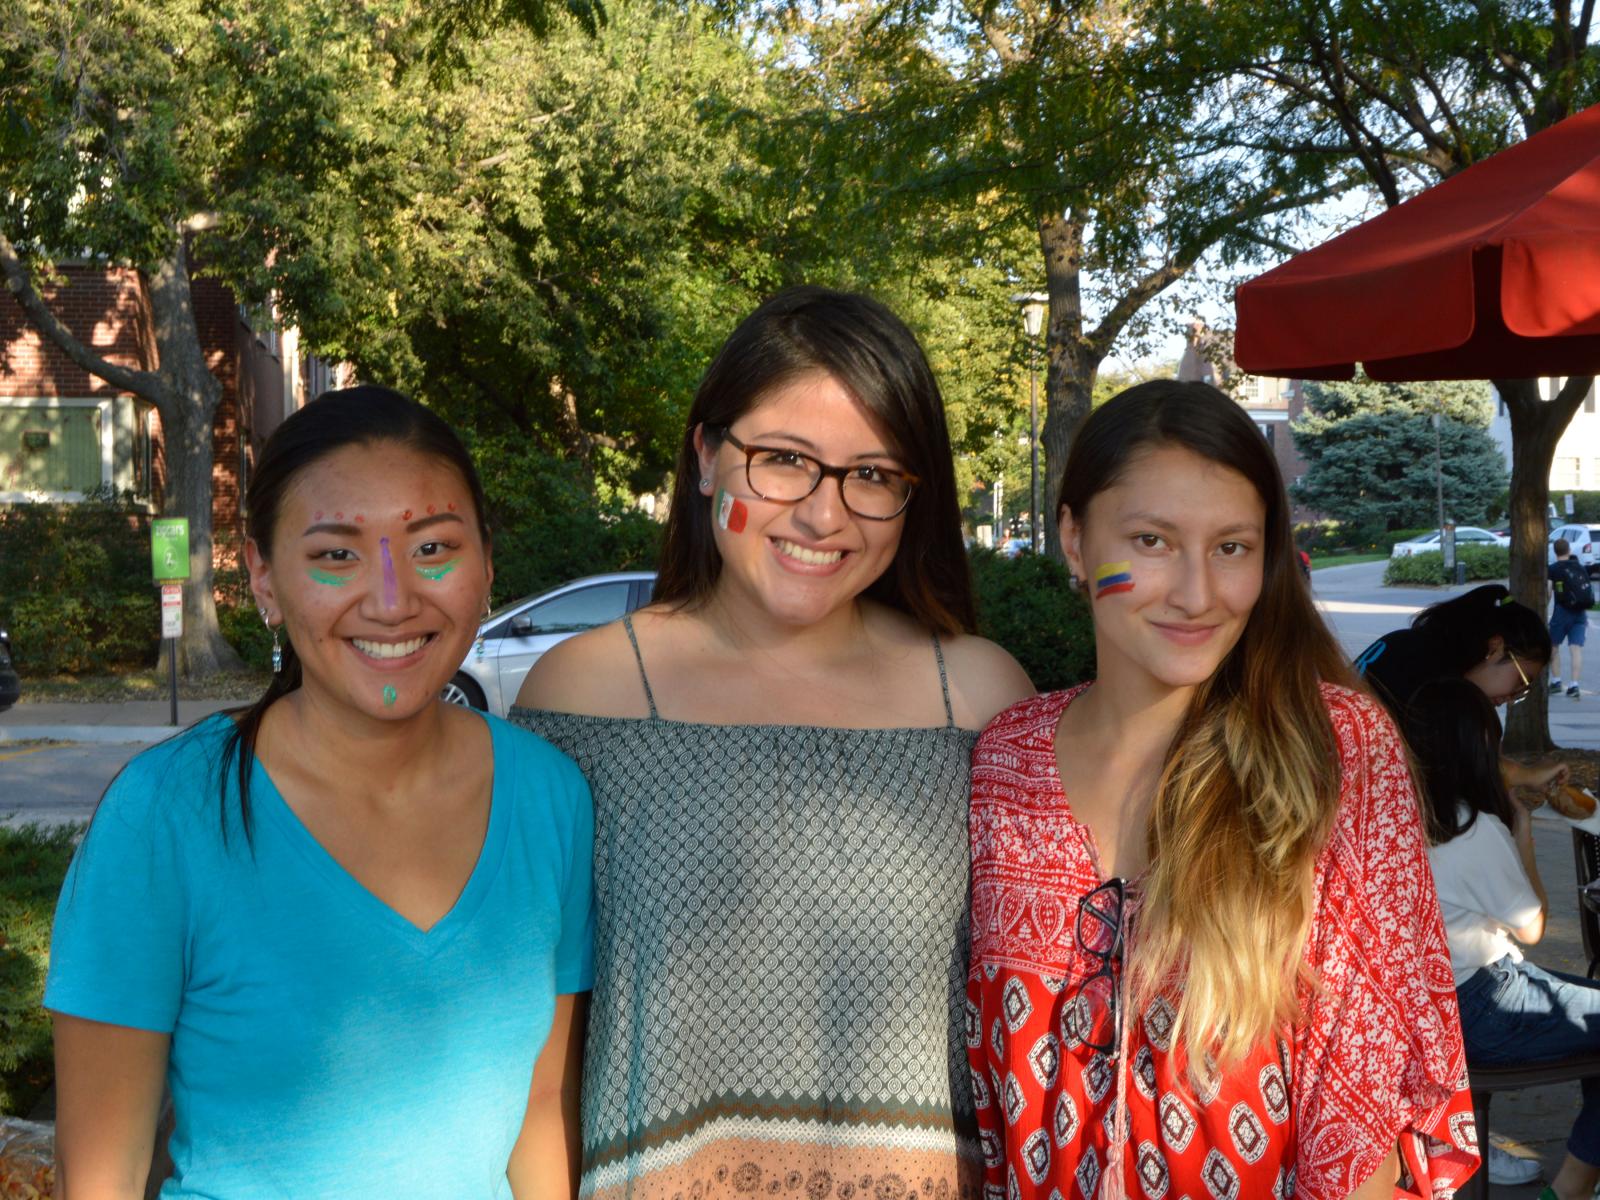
xmin=1089 ymin=559 xmax=1137 ymax=601
xmin=714 ymin=488 xmax=750 ymax=534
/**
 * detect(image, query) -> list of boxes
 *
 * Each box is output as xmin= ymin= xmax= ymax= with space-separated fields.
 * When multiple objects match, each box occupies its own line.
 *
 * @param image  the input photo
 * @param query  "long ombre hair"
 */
xmin=1059 ymin=381 xmax=1355 ymax=1080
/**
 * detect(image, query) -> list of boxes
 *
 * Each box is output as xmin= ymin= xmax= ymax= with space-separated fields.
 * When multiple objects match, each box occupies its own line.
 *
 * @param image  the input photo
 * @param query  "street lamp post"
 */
xmin=1012 ymin=292 xmax=1048 ymax=554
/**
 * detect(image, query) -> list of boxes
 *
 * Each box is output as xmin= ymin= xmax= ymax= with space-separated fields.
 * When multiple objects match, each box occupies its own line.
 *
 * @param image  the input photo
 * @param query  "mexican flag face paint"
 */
xmin=716 ymin=488 xmax=748 ymax=534
xmin=1094 ymin=561 xmax=1135 ymax=599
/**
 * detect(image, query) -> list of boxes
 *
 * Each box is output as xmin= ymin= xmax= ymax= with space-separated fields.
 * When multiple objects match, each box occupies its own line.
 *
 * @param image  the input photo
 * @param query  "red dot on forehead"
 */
xmin=355 ymin=514 xmax=365 ymax=523
xmin=402 ymin=509 xmax=413 ymax=520
xmin=314 ymin=511 xmax=323 ymax=521
xmin=447 ymin=502 xmax=457 ymax=512
xmin=427 ymin=504 xmax=436 ymax=515
xmin=335 ymin=512 xmax=343 ymax=520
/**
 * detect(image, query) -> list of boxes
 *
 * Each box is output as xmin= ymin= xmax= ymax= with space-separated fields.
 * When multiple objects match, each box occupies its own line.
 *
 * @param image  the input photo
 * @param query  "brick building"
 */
xmin=0 ymin=263 xmax=336 ymax=566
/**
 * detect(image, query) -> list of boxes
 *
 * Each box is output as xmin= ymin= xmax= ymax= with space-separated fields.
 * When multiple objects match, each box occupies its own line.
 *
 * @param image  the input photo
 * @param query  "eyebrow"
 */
xmin=746 ymin=430 xmax=900 ymax=462
xmin=1123 ymin=512 xmax=1264 ymax=537
xmin=301 ymin=512 xmax=467 ymax=538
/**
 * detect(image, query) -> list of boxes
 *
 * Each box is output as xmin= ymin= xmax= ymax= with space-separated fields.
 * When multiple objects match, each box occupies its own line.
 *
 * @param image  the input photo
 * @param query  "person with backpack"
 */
xmin=1548 ymin=537 xmax=1592 ymax=699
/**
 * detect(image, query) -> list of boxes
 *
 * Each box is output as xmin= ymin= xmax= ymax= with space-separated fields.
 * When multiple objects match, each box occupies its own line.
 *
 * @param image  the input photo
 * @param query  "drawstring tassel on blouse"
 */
xmin=1098 ymin=900 xmax=1136 ymax=1200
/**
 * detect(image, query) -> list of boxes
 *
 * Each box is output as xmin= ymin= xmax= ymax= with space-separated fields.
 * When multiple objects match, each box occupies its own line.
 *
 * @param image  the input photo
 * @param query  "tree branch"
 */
xmin=0 ymin=230 xmax=171 ymax=404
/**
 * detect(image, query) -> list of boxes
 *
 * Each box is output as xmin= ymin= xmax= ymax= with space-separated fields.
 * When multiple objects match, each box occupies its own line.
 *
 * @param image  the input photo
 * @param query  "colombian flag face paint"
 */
xmin=1093 ymin=561 xmax=1135 ymax=599
xmin=716 ymin=488 xmax=748 ymax=534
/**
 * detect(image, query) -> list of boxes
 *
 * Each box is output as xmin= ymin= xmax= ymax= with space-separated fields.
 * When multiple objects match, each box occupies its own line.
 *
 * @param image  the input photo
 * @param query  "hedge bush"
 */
xmin=0 ymin=498 xmax=269 ymax=674
xmin=0 ymin=497 xmax=158 ymax=674
xmin=1382 ymin=545 xmax=1510 ymax=586
xmin=969 ymin=550 xmax=1096 ymax=691
xmin=0 ymin=822 xmax=78 ymax=1116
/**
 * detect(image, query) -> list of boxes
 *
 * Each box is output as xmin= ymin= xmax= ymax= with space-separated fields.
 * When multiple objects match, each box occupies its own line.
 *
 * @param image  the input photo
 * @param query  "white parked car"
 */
xmin=1548 ymin=524 xmax=1600 ymax=576
xmin=1389 ymin=527 xmax=1510 ymax=558
xmin=442 ymin=571 xmax=657 ymax=716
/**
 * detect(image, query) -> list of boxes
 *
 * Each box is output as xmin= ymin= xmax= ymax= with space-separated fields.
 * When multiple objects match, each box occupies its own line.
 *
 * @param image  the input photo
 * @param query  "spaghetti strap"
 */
xmin=621 ymin=614 xmax=660 ymax=720
xmin=932 ymin=633 xmax=955 ymax=729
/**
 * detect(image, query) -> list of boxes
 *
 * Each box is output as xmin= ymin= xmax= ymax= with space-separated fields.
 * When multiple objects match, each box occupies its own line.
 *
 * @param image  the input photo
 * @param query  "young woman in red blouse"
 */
xmin=966 ymin=381 xmax=1478 ymax=1200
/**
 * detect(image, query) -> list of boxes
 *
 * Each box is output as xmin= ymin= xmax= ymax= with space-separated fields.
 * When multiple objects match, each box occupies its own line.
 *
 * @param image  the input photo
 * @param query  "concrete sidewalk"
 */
xmin=0 ymin=698 xmax=240 ymax=744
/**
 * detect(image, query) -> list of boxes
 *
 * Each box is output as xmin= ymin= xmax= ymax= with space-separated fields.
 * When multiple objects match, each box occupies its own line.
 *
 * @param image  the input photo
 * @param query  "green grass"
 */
xmin=1310 ymin=553 xmax=1388 ymax=569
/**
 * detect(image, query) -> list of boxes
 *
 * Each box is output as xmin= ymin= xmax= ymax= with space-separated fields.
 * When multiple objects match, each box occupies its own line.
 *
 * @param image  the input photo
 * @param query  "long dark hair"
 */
xmin=1401 ymin=677 xmax=1516 ymax=844
xmin=1059 ymin=380 xmax=1354 ymax=1079
xmin=219 ymin=386 xmax=491 ymax=844
xmin=654 ymin=286 xmax=976 ymax=635
xmin=1411 ymin=583 xmax=1552 ymax=672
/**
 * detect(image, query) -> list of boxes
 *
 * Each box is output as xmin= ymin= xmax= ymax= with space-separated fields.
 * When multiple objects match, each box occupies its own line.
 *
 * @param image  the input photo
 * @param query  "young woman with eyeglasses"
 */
xmin=512 ymin=287 xmax=1034 ymax=1200
xmin=966 ymin=382 xmax=1477 ymax=1200
xmin=1354 ymin=583 xmax=1551 ymax=712
xmin=1405 ymin=677 xmax=1600 ymax=1200
xmin=1354 ymin=584 xmax=1566 ymax=799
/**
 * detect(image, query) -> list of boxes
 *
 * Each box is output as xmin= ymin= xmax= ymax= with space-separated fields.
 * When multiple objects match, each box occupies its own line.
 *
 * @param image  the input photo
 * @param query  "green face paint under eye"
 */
xmin=415 ymin=558 xmax=461 ymax=582
xmin=308 ymin=568 xmax=351 ymax=587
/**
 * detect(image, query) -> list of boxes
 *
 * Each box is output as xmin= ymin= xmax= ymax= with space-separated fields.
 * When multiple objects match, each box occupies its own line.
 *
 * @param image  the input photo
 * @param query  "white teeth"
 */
xmin=352 ymin=636 xmax=429 ymax=660
xmin=775 ymin=539 xmax=844 ymax=565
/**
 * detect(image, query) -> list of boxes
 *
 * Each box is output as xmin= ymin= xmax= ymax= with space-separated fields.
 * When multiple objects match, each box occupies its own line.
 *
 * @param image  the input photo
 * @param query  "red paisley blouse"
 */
xmin=967 ymin=684 xmax=1479 ymax=1200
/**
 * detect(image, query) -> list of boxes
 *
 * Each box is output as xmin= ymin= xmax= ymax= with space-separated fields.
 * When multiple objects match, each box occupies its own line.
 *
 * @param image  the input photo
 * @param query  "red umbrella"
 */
xmin=1234 ymin=102 xmax=1600 ymax=381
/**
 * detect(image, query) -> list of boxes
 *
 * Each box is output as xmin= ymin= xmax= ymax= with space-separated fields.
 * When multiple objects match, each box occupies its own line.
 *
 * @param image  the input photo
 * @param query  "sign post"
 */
xmin=151 ymin=518 xmax=190 ymax=727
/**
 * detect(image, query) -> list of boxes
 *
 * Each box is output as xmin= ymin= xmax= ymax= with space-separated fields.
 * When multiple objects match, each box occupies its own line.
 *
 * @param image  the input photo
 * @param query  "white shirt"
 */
xmin=1426 ymin=802 xmax=1543 ymax=984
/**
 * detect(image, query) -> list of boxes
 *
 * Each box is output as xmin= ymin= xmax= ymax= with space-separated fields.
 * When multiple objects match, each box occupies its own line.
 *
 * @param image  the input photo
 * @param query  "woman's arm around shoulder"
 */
xmin=937 ymin=634 xmax=1036 ymax=730
xmin=515 ymin=615 xmax=653 ymax=718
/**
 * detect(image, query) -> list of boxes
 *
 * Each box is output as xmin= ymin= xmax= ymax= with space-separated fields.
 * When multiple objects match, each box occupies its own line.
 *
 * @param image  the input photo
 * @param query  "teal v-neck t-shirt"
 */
xmin=46 ymin=711 xmax=594 ymax=1199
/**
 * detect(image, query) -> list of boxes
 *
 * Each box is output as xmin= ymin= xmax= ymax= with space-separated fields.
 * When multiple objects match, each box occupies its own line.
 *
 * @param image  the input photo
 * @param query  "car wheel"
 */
xmin=441 ymin=672 xmax=487 ymax=710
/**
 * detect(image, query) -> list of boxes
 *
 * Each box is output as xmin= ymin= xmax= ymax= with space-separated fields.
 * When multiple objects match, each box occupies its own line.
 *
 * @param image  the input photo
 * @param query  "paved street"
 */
xmin=0 ymin=741 xmax=141 ymax=827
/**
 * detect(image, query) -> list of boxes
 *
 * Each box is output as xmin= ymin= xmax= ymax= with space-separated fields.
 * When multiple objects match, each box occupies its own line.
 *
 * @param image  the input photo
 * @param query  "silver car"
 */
xmin=443 ymin=571 xmax=656 ymax=716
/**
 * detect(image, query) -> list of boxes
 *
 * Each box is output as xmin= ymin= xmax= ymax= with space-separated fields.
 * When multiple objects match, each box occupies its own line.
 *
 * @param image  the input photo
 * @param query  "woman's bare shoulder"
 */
xmin=937 ymin=632 xmax=1036 ymax=730
xmin=514 ymin=610 xmax=663 ymax=717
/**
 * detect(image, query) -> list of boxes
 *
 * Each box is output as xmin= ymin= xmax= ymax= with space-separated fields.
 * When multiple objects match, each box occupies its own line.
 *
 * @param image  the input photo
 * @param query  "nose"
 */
xmin=1167 ymin=550 xmax=1215 ymax=616
xmin=368 ymin=537 xmax=419 ymax=619
xmin=789 ymin=473 xmax=851 ymax=539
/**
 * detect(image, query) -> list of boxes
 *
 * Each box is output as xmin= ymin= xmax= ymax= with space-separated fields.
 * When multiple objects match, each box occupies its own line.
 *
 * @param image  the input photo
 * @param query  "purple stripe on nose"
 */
xmin=380 ymin=537 xmax=398 ymax=607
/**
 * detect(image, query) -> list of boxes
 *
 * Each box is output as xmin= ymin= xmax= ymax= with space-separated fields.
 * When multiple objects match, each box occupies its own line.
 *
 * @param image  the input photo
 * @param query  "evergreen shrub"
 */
xmin=969 ymin=550 xmax=1096 ymax=691
xmin=0 ymin=822 xmax=78 ymax=1116
xmin=1382 ymin=546 xmax=1510 ymax=586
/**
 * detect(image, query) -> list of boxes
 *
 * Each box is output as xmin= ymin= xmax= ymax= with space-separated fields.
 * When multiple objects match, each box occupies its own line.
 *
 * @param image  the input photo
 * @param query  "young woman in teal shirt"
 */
xmin=46 ymin=387 xmax=593 ymax=1199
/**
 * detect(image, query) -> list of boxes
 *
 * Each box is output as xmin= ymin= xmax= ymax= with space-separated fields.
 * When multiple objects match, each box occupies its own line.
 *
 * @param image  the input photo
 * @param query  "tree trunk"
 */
xmin=1037 ymin=212 xmax=1104 ymax=560
xmin=145 ymin=234 xmax=243 ymax=677
xmin=1500 ymin=375 xmax=1592 ymax=755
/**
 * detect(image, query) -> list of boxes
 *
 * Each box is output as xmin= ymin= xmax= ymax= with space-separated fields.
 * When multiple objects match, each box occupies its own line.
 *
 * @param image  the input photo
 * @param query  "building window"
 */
xmin=1257 ymin=422 xmax=1276 ymax=447
xmin=0 ymin=401 xmax=107 ymax=497
xmin=132 ymin=404 xmax=155 ymax=500
xmin=1587 ymin=383 xmax=1596 ymax=414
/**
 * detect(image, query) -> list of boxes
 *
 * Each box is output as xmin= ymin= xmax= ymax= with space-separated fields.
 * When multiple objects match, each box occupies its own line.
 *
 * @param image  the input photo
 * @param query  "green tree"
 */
xmin=0 ymin=0 xmax=583 ymax=675
xmin=756 ymin=0 xmax=1349 ymax=557
xmin=1290 ymin=378 xmax=1507 ymax=542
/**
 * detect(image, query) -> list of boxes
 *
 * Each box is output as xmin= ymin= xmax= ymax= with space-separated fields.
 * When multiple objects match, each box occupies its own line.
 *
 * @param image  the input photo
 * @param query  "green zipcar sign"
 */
xmin=151 ymin=518 xmax=190 ymax=581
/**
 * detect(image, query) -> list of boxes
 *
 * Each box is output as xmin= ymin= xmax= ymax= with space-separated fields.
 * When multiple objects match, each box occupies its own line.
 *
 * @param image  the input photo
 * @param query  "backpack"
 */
xmin=1555 ymin=557 xmax=1595 ymax=611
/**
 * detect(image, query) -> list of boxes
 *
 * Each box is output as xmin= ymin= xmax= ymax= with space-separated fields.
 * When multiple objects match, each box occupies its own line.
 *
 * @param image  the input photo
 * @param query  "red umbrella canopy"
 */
xmin=1235 ymin=102 xmax=1600 ymax=381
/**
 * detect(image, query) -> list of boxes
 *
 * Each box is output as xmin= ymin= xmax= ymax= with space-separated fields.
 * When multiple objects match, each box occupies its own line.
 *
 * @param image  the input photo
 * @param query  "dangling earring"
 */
xmin=260 ymin=608 xmax=283 ymax=674
xmin=475 ymin=598 xmax=490 ymax=662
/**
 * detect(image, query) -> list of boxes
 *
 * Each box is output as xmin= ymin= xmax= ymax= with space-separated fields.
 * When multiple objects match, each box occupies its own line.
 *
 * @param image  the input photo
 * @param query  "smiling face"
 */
xmin=1062 ymin=443 xmax=1266 ymax=697
xmin=245 ymin=441 xmax=492 ymax=722
xmin=694 ymin=370 xmax=909 ymax=629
